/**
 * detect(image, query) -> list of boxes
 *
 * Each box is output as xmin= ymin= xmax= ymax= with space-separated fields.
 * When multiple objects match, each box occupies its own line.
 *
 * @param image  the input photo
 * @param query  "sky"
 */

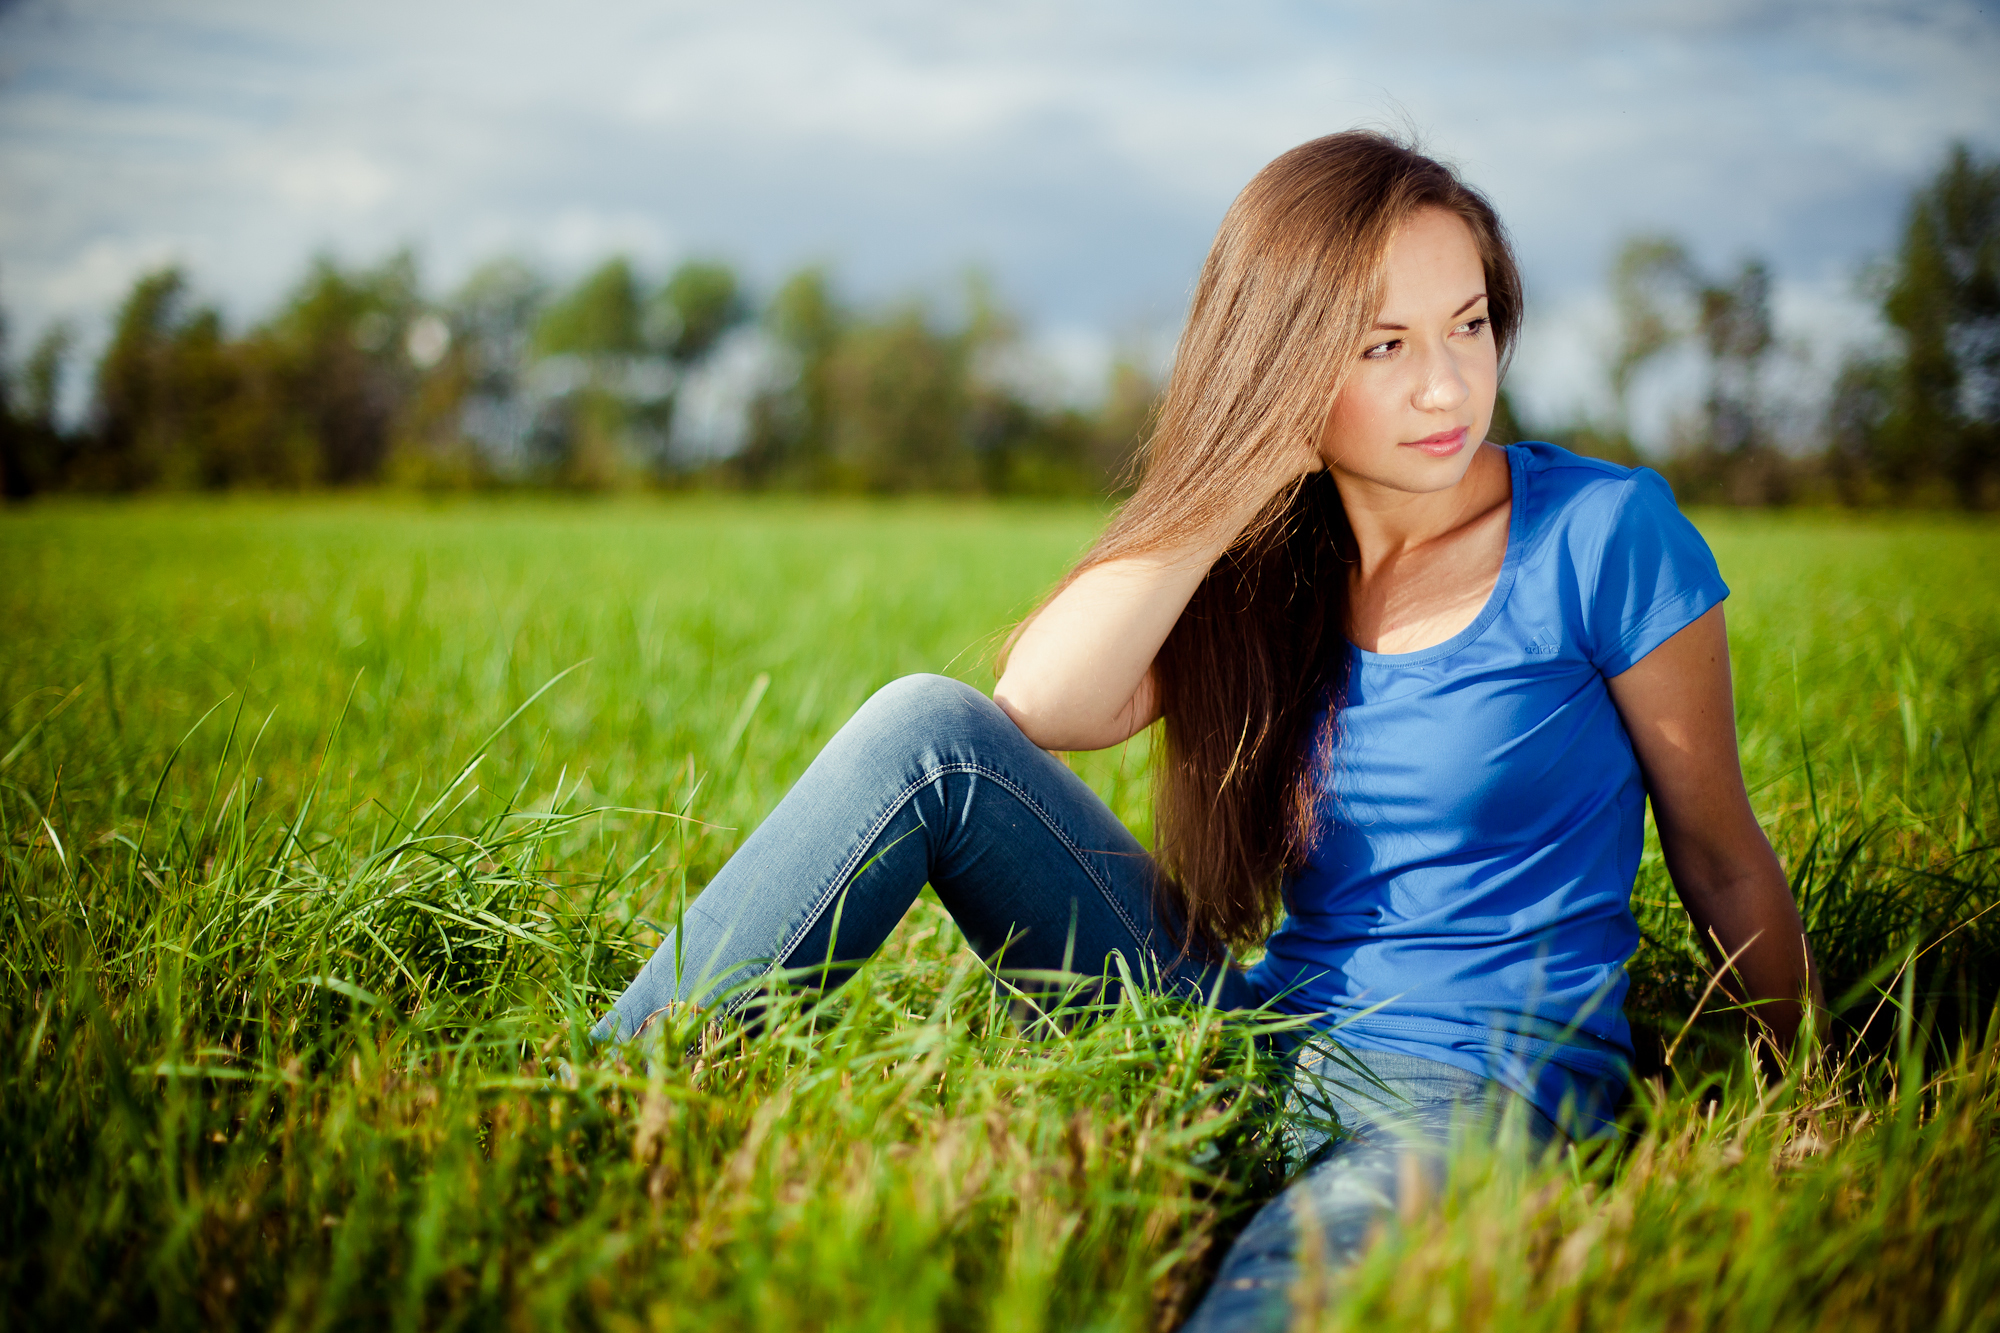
xmin=2 ymin=0 xmax=1996 ymax=440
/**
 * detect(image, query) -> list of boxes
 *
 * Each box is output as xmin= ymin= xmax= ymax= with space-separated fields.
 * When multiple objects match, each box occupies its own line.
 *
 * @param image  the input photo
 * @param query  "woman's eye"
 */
xmin=1362 ymin=339 xmax=1400 ymax=359
xmin=1455 ymin=317 xmax=1490 ymax=337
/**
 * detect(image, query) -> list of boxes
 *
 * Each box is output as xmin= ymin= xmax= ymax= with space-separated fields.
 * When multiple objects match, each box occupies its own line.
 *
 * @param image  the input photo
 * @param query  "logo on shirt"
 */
xmin=1526 ymin=637 xmax=1561 ymax=655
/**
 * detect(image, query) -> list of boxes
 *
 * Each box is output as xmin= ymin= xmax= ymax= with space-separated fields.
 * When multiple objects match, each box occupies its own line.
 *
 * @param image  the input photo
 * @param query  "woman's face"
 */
xmin=1316 ymin=206 xmax=1499 ymax=496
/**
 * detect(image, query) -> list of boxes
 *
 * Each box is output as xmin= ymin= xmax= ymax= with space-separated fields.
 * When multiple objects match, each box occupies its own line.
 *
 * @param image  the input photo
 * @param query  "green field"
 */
xmin=3 ymin=498 xmax=1997 ymax=1331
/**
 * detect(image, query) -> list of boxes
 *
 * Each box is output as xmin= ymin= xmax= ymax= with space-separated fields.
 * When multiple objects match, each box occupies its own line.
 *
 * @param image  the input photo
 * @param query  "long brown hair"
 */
xmin=1050 ymin=131 xmax=1523 ymax=961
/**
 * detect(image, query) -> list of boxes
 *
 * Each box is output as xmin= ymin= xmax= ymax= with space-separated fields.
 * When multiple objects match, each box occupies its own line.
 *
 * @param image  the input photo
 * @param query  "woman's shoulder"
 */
xmin=1508 ymin=440 xmax=1682 ymax=544
xmin=1504 ymin=441 xmax=1726 ymax=672
xmin=1510 ymin=439 xmax=1666 ymax=500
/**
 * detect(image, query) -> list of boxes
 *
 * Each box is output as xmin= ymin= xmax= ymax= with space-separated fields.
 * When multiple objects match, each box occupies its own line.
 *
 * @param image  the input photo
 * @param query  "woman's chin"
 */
xmin=1328 ymin=448 xmax=1484 ymax=498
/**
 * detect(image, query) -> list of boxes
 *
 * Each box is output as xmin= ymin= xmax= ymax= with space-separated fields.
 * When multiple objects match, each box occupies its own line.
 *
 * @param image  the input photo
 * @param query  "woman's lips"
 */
xmin=1402 ymin=426 xmax=1468 ymax=458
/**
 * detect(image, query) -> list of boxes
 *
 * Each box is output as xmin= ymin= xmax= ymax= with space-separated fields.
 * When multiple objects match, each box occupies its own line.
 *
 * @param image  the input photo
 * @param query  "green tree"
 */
xmin=1695 ymin=259 xmax=1775 ymax=458
xmin=655 ymin=260 xmax=747 ymax=365
xmin=1 ymin=316 xmax=74 ymax=498
xmin=825 ymin=275 xmax=1043 ymax=495
xmin=384 ymin=308 xmax=485 ymax=491
xmin=21 ymin=324 xmax=71 ymax=436
xmin=827 ymin=300 xmax=980 ymax=492
xmin=1609 ymin=235 xmax=1695 ymax=439
xmin=1088 ymin=358 xmax=1162 ymax=491
xmin=535 ymin=258 xmax=645 ymax=359
xmin=0 ymin=299 xmax=20 ymax=498
xmin=737 ymin=267 xmax=1145 ymax=497
xmin=965 ymin=343 xmax=1155 ymax=499
xmin=1825 ymin=353 xmax=1895 ymax=505
xmin=264 ymin=251 xmax=423 ymax=484
xmin=85 ymin=267 xmax=190 ymax=489
xmin=80 ymin=268 xmax=287 ymax=489
xmin=738 ymin=267 xmax=844 ymax=488
xmin=442 ymin=258 xmax=548 ymax=478
xmin=528 ymin=257 xmax=642 ymax=488
xmin=1876 ymin=142 xmax=2000 ymax=506
xmin=529 ymin=257 xmax=748 ymax=487
xmin=1600 ymin=236 xmax=1788 ymax=502
xmin=80 ymin=254 xmax=432 ymax=491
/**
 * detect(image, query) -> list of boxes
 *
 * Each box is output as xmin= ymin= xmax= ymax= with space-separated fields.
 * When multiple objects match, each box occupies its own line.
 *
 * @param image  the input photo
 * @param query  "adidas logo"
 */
xmin=1526 ymin=638 xmax=1561 ymax=655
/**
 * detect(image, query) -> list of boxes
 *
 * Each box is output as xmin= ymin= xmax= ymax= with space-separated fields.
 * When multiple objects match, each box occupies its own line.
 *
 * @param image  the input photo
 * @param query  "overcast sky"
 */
xmin=2 ymin=0 xmax=1996 ymax=435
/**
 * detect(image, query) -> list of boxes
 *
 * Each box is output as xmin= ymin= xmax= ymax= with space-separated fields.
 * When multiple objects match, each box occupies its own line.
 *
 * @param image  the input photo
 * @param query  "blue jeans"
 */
xmin=592 ymin=673 xmax=1256 ymax=1034
xmin=594 ymin=675 xmax=1564 ymax=1327
xmin=1182 ymin=1046 xmax=1562 ymax=1331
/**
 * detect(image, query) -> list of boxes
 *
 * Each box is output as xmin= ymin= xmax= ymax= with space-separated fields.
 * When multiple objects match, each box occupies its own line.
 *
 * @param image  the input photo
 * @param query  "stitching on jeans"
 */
xmin=721 ymin=760 xmax=1161 ymax=1017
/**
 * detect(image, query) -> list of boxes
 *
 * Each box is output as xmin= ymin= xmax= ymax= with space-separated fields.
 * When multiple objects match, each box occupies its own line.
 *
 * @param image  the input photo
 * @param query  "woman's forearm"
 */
xmin=994 ymin=548 xmax=1217 ymax=751
xmin=1667 ymin=842 xmax=1822 ymax=1055
xmin=996 ymin=472 xmax=1299 ymax=752
xmin=1605 ymin=609 xmax=1823 ymax=1060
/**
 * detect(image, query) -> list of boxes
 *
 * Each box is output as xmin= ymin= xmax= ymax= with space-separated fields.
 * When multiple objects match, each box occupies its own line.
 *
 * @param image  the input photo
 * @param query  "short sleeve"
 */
xmin=1584 ymin=468 xmax=1730 ymax=677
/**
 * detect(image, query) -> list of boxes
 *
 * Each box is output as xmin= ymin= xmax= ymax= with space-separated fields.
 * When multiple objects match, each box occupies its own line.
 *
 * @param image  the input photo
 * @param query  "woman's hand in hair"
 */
xmin=995 ymin=450 xmax=1306 ymax=753
xmin=994 ymin=551 xmax=1206 ymax=752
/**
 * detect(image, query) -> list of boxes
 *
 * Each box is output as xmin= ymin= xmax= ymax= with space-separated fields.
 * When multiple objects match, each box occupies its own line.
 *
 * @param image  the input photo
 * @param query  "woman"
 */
xmin=593 ymin=132 xmax=1818 ymax=1329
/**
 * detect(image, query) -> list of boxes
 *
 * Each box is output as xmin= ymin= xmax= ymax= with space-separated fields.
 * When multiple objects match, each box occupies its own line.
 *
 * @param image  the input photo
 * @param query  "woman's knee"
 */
xmin=852 ymin=673 xmax=1000 ymax=737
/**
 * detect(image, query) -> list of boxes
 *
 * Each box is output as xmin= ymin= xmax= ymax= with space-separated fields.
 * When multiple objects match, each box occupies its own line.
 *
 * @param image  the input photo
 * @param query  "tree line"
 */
xmin=2 ymin=142 xmax=1994 ymax=506
xmin=0 ymin=247 xmax=1156 ymax=500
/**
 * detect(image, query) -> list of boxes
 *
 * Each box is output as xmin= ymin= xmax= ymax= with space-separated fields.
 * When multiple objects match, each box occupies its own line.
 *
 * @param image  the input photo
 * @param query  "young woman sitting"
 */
xmin=592 ymin=130 xmax=1819 ymax=1331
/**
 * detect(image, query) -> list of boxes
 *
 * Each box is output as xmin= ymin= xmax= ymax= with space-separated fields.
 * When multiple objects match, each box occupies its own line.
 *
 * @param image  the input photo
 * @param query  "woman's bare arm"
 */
xmin=1606 ymin=606 xmax=1824 ymax=1057
xmin=994 ymin=553 xmax=1206 ymax=751
xmin=996 ymin=468 xmax=1303 ymax=752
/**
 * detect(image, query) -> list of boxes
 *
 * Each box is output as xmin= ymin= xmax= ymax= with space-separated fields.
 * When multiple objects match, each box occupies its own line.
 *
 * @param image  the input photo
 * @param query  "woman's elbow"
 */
xmin=992 ymin=679 xmax=1119 ymax=751
xmin=991 ymin=679 xmax=1065 ymax=748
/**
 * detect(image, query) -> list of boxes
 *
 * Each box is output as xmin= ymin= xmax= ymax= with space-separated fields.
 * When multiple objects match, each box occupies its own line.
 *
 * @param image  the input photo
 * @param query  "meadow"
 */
xmin=2 ymin=496 xmax=1996 ymax=1331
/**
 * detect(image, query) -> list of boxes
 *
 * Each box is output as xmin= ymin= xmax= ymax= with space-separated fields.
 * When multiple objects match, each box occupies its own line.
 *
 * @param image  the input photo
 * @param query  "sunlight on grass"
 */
xmin=2 ymin=498 xmax=1996 ymax=1330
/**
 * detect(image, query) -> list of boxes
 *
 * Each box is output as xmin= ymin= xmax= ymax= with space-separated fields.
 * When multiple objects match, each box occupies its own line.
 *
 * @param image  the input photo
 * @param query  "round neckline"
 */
xmin=1347 ymin=443 xmax=1525 ymax=668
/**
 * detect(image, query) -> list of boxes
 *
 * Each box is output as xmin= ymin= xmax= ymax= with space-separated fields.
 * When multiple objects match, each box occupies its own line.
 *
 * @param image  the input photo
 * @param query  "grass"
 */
xmin=1 ymin=496 xmax=1996 ymax=1331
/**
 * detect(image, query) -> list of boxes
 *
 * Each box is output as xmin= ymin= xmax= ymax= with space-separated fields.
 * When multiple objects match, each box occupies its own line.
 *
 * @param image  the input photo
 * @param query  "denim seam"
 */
xmin=721 ymin=758 xmax=1158 ymax=1016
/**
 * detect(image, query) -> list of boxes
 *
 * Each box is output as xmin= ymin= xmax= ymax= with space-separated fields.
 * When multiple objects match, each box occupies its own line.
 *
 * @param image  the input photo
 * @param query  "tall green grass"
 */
xmin=2 ymin=497 xmax=1996 ymax=1331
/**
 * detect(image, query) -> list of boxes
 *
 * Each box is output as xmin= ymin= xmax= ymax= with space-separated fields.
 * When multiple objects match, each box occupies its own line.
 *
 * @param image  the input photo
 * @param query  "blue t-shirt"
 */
xmin=1247 ymin=441 xmax=1729 ymax=1135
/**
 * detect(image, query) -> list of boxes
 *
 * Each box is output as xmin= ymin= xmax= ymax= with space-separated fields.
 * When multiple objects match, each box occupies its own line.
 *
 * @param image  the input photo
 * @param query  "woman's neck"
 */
xmin=1335 ymin=442 xmax=1511 ymax=577
xmin=1337 ymin=443 xmax=1515 ymax=655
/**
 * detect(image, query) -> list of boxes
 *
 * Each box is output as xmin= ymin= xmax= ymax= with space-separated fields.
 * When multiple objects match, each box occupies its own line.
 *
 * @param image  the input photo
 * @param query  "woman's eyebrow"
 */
xmin=1370 ymin=293 xmax=1489 ymax=331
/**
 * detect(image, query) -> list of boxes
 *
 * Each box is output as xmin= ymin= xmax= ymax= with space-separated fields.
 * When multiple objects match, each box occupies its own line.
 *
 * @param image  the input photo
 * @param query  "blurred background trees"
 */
xmin=0 ymin=248 xmax=1150 ymax=500
xmin=1828 ymin=143 xmax=1999 ymax=507
xmin=1588 ymin=238 xmax=1791 ymax=505
xmin=1527 ymin=140 xmax=1994 ymax=509
xmin=2 ymin=140 xmax=1994 ymax=506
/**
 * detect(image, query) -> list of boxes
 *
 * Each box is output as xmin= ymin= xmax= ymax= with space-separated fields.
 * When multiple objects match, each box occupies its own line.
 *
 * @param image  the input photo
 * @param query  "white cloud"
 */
xmin=254 ymin=143 xmax=395 ymax=214
xmin=37 ymin=234 xmax=182 ymax=314
xmin=541 ymin=209 xmax=677 ymax=272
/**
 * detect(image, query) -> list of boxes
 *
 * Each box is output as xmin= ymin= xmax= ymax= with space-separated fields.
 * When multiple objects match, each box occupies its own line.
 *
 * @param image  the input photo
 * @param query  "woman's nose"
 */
xmin=1413 ymin=345 xmax=1471 ymax=414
